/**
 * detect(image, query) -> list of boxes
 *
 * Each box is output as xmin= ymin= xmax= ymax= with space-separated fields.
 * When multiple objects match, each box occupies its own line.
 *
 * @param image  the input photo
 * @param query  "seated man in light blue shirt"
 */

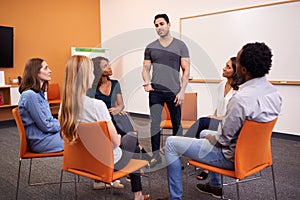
xmin=164 ymin=42 xmax=282 ymax=199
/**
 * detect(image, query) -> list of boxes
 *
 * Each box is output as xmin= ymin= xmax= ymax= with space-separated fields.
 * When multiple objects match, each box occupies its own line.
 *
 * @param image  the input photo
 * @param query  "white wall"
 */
xmin=101 ymin=0 xmax=290 ymax=41
xmin=100 ymin=0 xmax=300 ymax=135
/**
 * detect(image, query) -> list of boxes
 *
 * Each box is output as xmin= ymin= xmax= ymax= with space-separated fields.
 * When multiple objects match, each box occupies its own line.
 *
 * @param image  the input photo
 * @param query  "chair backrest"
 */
xmin=12 ymin=107 xmax=28 ymax=158
xmin=62 ymin=121 xmax=115 ymax=183
xmin=162 ymin=92 xmax=197 ymax=121
xmin=47 ymin=83 xmax=61 ymax=102
xmin=235 ymin=118 xmax=278 ymax=179
xmin=182 ymin=93 xmax=197 ymax=121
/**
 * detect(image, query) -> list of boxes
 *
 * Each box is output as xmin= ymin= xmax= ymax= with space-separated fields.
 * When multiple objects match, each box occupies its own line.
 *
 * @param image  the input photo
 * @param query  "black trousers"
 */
xmin=114 ymin=132 xmax=143 ymax=192
xmin=149 ymin=91 xmax=182 ymax=159
xmin=184 ymin=117 xmax=222 ymax=138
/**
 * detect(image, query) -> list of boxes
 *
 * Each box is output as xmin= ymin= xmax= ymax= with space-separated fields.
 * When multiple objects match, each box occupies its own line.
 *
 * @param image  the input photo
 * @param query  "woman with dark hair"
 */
xmin=92 ymin=56 xmax=151 ymax=157
xmin=18 ymin=58 xmax=64 ymax=153
xmin=91 ymin=57 xmax=152 ymax=186
xmin=93 ymin=56 xmax=126 ymax=131
xmin=184 ymin=57 xmax=238 ymax=180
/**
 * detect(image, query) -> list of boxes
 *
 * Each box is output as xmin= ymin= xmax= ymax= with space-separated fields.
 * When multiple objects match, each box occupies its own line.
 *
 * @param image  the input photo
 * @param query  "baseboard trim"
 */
xmin=2 ymin=113 xmax=299 ymax=142
xmin=128 ymin=112 xmax=300 ymax=141
xmin=272 ymin=132 xmax=300 ymax=141
xmin=0 ymin=120 xmax=16 ymax=127
xmin=128 ymin=112 xmax=150 ymax=119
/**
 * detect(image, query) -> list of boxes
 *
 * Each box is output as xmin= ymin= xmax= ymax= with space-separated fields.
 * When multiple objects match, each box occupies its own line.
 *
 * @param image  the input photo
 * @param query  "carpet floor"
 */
xmin=0 ymin=115 xmax=299 ymax=200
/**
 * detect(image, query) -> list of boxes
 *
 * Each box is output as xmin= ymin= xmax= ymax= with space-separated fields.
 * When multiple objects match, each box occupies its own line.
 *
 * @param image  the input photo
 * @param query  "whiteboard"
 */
xmin=181 ymin=1 xmax=300 ymax=81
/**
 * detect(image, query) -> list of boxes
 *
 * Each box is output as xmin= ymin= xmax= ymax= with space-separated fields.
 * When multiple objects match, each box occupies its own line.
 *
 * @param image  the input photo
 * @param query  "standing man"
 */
xmin=164 ymin=42 xmax=282 ymax=199
xmin=142 ymin=14 xmax=190 ymax=167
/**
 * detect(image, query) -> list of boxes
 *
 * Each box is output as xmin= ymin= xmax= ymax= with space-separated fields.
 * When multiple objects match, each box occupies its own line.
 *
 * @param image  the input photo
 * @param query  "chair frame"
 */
xmin=160 ymin=92 xmax=197 ymax=149
xmin=12 ymin=107 xmax=64 ymax=200
xmin=47 ymin=83 xmax=61 ymax=104
xmin=47 ymin=83 xmax=61 ymax=115
xmin=59 ymin=121 xmax=151 ymax=200
xmin=185 ymin=118 xmax=278 ymax=200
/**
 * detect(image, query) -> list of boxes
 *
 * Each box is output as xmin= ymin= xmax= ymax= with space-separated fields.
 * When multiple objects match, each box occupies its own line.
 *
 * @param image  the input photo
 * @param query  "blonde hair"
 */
xmin=60 ymin=55 xmax=94 ymax=143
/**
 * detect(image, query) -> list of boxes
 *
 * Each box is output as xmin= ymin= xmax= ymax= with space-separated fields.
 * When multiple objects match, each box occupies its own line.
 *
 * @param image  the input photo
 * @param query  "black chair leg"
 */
xmin=16 ymin=159 xmax=22 ymax=200
xmin=74 ymin=174 xmax=77 ymax=200
xmin=271 ymin=165 xmax=278 ymax=200
xmin=59 ymin=170 xmax=63 ymax=200
xmin=28 ymin=159 xmax=33 ymax=185
xmin=236 ymin=179 xmax=240 ymax=200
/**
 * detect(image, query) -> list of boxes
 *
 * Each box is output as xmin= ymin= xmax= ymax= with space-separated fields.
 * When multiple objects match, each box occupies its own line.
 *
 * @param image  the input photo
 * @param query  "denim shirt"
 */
xmin=18 ymin=89 xmax=61 ymax=151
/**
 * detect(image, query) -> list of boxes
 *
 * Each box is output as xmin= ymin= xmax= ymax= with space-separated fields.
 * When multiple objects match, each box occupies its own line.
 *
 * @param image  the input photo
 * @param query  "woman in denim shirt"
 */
xmin=18 ymin=58 xmax=63 ymax=153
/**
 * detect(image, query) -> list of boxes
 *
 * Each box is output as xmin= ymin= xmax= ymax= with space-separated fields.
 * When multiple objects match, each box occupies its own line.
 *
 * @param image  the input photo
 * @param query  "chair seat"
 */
xmin=112 ymin=159 xmax=148 ymax=180
xmin=21 ymin=150 xmax=63 ymax=159
xmin=181 ymin=121 xmax=195 ymax=129
xmin=160 ymin=120 xmax=195 ymax=129
xmin=188 ymin=156 xmax=273 ymax=180
xmin=160 ymin=120 xmax=173 ymax=129
xmin=65 ymin=159 xmax=148 ymax=183
xmin=48 ymin=100 xmax=61 ymax=104
xmin=188 ymin=160 xmax=235 ymax=179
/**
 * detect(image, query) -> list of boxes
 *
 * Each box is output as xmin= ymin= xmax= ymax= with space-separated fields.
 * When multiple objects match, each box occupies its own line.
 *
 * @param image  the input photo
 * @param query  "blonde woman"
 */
xmin=59 ymin=55 xmax=149 ymax=200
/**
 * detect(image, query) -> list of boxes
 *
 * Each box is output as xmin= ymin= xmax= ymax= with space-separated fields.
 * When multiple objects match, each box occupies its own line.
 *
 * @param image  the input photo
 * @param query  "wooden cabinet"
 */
xmin=0 ymin=86 xmax=11 ymax=106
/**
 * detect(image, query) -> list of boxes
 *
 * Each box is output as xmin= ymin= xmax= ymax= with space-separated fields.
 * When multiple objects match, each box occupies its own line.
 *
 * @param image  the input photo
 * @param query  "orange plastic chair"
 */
xmin=12 ymin=107 xmax=64 ymax=200
xmin=47 ymin=83 xmax=61 ymax=115
xmin=185 ymin=118 xmax=278 ymax=200
xmin=47 ymin=83 xmax=61 ymax=104
xmin=59 ymin=121 xmax=150 ymax=199
xmin=160 ymin=92 xmax=197 ymax=148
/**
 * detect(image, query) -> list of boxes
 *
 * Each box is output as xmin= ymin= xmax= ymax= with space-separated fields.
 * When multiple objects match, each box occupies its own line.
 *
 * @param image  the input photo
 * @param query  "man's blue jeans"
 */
xmin=165 ymin=136 xmax=234 ymax=200
xmin=149 ymin=91 xmax=182 ymax=158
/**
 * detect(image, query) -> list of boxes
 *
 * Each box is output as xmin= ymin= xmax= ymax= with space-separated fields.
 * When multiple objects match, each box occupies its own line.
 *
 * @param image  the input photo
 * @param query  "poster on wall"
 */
xmin=71 ymin=47 xmax=110 ymax=59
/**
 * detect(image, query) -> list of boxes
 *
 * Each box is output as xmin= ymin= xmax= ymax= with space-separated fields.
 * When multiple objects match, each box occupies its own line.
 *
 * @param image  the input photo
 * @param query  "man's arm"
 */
xmin=142 ymin=60 xmax=154 ymax=92
xmin=204 ymin=97 xmax=245 ymax=148
xmin=175 ymin=57 xmax=190 ymax=106
xmin=218 ymin=97 xmax=245 ymax=146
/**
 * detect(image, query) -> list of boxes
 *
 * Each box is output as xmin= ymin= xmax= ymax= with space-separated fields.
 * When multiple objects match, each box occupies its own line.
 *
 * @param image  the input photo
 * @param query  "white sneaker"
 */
xmin=93 ymin=181 xmax=111 ymax=190
xmin=93 ymin=180 xmax=124 ymax=190
xmin=125 ymin=175 xmax=131 ymax=182
xmin=112 ymin=180 xmax=125 ymax=189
